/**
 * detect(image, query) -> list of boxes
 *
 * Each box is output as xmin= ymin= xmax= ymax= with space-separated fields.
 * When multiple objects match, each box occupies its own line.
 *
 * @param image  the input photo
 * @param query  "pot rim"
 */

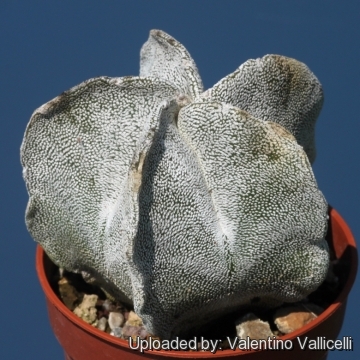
xmin=36 ymin=207 xmax=357 ymax=357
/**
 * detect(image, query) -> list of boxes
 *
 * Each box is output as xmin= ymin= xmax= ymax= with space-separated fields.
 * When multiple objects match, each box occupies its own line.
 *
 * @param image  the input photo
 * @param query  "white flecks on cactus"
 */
xmin=200 ymin=55 xmax=323 ymax=164
xmin=21 ymin=29 xmax=329 ymax=340
xmin=22 ymin=76 xmax=178 ymax=305
xmin=140 ymin=29 xmax=204 ymax=99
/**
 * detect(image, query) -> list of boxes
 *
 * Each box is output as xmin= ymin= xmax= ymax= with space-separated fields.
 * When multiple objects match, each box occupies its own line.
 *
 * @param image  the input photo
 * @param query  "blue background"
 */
xmin=1 ymin=1 xmax=359 ymax=359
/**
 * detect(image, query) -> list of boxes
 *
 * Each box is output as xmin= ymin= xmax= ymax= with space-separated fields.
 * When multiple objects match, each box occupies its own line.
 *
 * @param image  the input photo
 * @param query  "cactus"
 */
xmin=21 ymin=29 xmax=329 ymax=340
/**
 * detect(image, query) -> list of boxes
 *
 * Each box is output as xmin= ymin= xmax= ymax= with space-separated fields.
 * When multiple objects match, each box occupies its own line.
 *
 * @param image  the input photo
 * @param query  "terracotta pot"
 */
xmin=36 ymin=207 xmax=357 ymax=360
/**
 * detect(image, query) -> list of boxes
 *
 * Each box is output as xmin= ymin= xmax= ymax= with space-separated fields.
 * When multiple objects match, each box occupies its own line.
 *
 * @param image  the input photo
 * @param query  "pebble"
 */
xmin=102 ymin=299 xmax=117 ymax=312
xmin=97 ymin=317 xmax=108 ymax=332
xmin=73 ymin=294 xmax=99 ymax=326
xmin=58 ymin=277 xmax=80 ymax=311
xmin=120 ymin=311 xmax=147 ymax=340
xmin=102 ymin=299 xmax=111 ymax=311
xmin=108 ymin=311 xmax=125 ymax=330
xmin=126 ymin=311 xmax=143 ymax=327
xmin=122 ymin=324 xmax=148 ymax=340
xmin=273 ymin=303 xmax=321 ymax=334
xmin=110 ymin=327 xmax=123 ymax=338
xmin=235 ymin=313 xmax=274 ymax=340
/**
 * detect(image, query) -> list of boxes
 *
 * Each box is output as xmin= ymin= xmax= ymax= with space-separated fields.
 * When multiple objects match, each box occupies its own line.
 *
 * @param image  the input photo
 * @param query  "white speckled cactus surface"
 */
xmin=21 ymin=30 xmax=329 ymax=339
